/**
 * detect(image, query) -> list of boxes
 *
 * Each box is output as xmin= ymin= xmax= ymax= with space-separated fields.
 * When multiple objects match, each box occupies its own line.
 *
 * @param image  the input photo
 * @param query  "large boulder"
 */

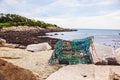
xmin=26 ymin=42 xmax=52 ymax=52
xmin=0 ymin=47 xmax=61 ymax=80
xmin=46 ymin=64 xmax=120 ymax=80
xmin=0 ymin=59 xmax=38 ymax=80
xmin=114 ymin=48 xmax=120 ymax=64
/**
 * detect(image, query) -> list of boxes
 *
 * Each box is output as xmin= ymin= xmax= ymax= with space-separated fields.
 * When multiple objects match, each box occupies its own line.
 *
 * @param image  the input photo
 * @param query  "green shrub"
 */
xmin=0 ymin=13 xmax=58 ymax=28
xmin=0 ymin=23 xmax=10 ymax=28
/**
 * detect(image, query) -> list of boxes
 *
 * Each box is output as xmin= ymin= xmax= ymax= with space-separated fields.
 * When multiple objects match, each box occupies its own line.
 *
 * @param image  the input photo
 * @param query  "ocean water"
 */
xmin=46 ymin=29 xmax=120 ymax=50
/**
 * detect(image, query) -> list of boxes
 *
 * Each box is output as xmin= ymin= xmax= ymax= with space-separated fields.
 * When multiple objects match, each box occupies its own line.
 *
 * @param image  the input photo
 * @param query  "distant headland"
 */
xmin=0 ymin=13 xmax=77 ymax=48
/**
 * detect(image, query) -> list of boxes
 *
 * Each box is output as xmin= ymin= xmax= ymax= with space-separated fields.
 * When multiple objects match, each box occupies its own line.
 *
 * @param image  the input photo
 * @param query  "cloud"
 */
xmin=95 ymin=0 xmax=118 ymax=6
xmin=105 ymin=10 xmax=120 ymax=16
xmin=3 ymin=0 xmax=19 ymax=5
xmin=0 ymin=0 xmax=118 ymax=17
xmin=0 ymin=0 xmax=120 ymax=29
xmin=0 ymin=0 xmax=27 ymax=7
xmin=40 ymin=17 xmax=120 ymax=29
xmin=49 ymin=0 xmax=118 ymax=8
xmin=40 ymin=10 xmax=120 ymax=29
xmin=0 ymin=0 xmax=32 ymax=16
xmin=34 ymin=0 xmax=120 ymax=29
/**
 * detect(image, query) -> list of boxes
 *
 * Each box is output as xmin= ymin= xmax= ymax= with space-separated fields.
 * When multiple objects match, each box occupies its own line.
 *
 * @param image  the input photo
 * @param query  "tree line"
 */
xmin=0 ymin=13 xmax=58 ymax=28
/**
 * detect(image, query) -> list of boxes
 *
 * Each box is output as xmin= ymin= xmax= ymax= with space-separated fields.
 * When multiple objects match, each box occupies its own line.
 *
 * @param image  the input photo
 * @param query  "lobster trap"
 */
xmin=49 ymin=36 xmax=94 ymax=65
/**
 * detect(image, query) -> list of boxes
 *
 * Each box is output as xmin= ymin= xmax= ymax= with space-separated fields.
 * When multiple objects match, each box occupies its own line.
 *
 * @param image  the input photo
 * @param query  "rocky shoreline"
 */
xmin=0 ymin=26 xmax=77 ymax=49
xmin=0 ymin=47 xmax=120 ymax=80
xmin=0 ymin=27 xmax=120 ymax=80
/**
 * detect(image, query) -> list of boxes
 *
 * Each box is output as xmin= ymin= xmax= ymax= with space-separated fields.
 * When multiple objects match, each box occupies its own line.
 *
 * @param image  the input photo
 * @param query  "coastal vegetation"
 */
xmin=0 ymin=13 xmax=58 ymax=28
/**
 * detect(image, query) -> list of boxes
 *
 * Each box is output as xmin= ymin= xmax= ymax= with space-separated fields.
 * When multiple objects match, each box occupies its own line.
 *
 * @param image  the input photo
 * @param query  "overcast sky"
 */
xmin=0 ymin=0 xmax=120 ymax=29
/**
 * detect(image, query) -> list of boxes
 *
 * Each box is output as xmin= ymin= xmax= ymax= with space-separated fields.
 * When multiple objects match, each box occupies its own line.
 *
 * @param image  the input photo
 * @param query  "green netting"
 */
xmin=49 ymin=36 xmax=94 ymax=65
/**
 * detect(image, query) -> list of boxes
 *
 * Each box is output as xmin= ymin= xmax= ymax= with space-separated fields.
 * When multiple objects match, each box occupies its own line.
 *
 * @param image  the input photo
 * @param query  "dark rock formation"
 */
xmin=54 ymin=33 xmax=58 ymax=35
xmin=106 ymin=57 xmax=119 ymax=65
xmin=0 ymin=27 xmax=76 ymax=49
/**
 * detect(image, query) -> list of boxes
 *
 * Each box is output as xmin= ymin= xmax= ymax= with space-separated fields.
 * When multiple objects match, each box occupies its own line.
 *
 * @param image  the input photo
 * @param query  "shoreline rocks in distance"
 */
xmin=0 ymin=26 xmax=77 ymax=33
xmin=54 ymin=33 xmax=58 ymax=35
xmin=0 ymin=26 xmax=77 ymax=49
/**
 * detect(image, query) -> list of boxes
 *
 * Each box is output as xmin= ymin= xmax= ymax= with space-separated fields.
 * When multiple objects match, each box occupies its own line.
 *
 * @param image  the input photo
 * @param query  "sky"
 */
xmin=0 ymin=0 xmax=120 ymax=29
